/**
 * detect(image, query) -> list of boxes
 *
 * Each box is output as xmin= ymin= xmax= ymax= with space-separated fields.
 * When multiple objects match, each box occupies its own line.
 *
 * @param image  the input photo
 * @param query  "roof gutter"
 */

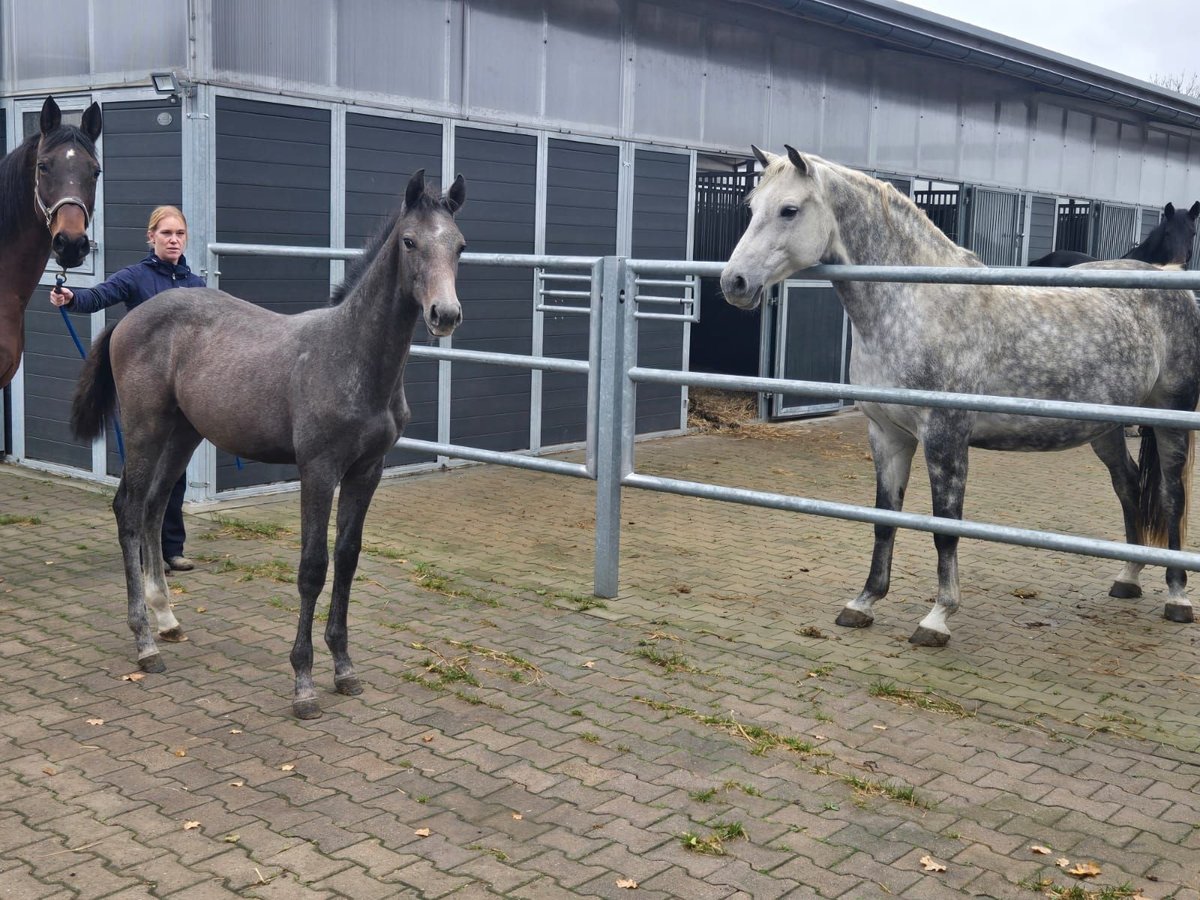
xmin=737 ymin=0 xmax=1200 ymax=130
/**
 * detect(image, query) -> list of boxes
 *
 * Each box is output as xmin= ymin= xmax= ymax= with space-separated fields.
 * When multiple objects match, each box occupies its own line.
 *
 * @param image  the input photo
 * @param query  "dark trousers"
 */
xmin=161 ymin=473 xmax=187 ymax=559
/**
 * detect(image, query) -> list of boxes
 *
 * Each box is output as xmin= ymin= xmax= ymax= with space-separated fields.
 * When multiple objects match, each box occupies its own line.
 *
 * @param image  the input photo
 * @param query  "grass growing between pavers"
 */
xmin=0 ymin=513 xmax=41 ymax=526
xmin=868 ymin=678 xmax=974 ymax=717
xmin=1020 ymin=876 xmax=1146 ymax=899
xmin=679 ymin=820 xmax=748 ymax=855
xmin=201 ymin=514 xmax=295 ymax=541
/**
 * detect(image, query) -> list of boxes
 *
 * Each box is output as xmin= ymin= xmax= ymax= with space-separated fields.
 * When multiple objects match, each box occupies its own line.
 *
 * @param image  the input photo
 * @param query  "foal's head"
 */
xmin=36 ymin=96 xmax=103 ymax=270
xmin=721 ymin=145 xmax=834 ymax=310
xmin=396 ymin=169 xmax=467 ymax=337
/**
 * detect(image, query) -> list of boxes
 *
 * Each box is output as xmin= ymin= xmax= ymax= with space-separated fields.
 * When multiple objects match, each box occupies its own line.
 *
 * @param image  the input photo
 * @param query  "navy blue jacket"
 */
xmin=66 ymin=253 xmax=206 ymax=314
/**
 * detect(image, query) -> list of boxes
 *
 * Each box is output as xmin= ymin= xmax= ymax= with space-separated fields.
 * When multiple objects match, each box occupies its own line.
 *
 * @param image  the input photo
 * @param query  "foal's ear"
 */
xmin=445 ymin=174 xmax=466 ymax=214
xmin=1189 ymin=201 xmax=1200 ymax=220
xmin=80 ymin=102 xmax=103 ymax=142
xmin=751 ymin=145 xmax=774 ymax=168
xmin=783 ymin=145 xmax=810 ymax=176
xmin=1164 ymin=202 xmax=1176 ymax=218
xmin=40 ymin=96 xmax=62 ymax=135
xmin=405 ymin=169 xmax=427 ymax=210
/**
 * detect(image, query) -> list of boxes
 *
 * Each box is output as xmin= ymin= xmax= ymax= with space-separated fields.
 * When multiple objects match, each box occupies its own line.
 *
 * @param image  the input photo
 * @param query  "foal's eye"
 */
xmin=780 ymin=206 xmax=799 ymax=220
xmin=403 ymin=237 xmax=416 ymax=250
xmin=457 ymin=244 xmax=466 ymax=256
xmin=93 ymin=167 xmax=102 ymax=178
xmin=37 ymin=161 xmax=49 ymax=173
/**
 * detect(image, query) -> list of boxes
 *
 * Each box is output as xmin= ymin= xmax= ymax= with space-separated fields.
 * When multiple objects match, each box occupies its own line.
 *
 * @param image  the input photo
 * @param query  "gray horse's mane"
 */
xmin=330 ymin=187 xmax=456 ymax=307
xmin=753 ymin=152 xmax=981 ymax=266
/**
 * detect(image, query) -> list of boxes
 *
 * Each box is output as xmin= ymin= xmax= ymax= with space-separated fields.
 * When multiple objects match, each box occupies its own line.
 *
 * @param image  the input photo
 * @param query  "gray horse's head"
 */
xmin=721 ymin=145 xmax=836 ymax=310
xmin=398 ymin=169 xmax=467 ymax=337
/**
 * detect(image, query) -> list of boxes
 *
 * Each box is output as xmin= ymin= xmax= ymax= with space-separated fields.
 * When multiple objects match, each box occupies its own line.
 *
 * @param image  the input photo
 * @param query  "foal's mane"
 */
xmin=330 ymin=184 xmax=456 ymax=307
xmin=0 ymin=126 xmax=99 ymax=243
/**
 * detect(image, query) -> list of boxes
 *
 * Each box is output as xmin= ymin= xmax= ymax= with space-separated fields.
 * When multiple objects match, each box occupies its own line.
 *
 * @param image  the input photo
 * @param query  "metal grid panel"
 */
xmin=1092 ymin=202 xmax=1139 ymax=259
xmin=967 ymin=187 xmax=1022 ymax=266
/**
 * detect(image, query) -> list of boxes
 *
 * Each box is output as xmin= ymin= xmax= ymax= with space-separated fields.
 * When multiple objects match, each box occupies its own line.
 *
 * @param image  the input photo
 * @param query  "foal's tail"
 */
xmin=1137 ymin=426 xmax=1194 ymax=547
xmin=70 ymin=324 xmax=118 ymax=442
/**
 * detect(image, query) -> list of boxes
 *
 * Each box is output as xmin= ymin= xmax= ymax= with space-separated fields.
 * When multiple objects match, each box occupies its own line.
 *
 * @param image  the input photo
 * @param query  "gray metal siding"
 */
xmin=345 ymin=112 xmax=443 ymax=468
xmin=541 ymin=139 xmax=618 ymax=447
xmin=1027 ymin=195 xmax=1056 ymax=263
xmin=632 ymin=150 xmax=688 ymax=434
xmin=98 ymin=99 xmax=185 ymax=477
xmin=1 ymin=108 xmax=7 ymax=455
xmin=450 ymin=127 xmax=537 ymax=452
xmin=215 ymin=97 xmax=331 ymax=489
xmin=1140 ymin=207 xmax=1161 ymax=242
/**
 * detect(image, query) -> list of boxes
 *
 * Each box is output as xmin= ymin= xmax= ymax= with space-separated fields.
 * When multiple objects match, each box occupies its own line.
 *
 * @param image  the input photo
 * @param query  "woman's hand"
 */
xmin=49 ymin=285 xmax=74 ymax=308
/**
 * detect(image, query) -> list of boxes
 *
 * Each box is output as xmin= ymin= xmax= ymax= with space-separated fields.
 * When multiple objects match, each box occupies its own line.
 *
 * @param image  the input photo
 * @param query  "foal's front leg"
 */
xmin=325 ymin=459 xmax=384 ymax=697
xmin=836 ymin=420 xmax=918 ymax=629
xmin=291 ymin=471 xmax=337 ymax=719
xmin=909 ymin=420 xmax=971 ymax=647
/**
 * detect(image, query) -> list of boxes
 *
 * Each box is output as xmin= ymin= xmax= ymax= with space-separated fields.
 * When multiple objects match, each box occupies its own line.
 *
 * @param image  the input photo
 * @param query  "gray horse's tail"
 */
xmin=71 ymin=324 xmax=118 ymax=441
xmin=1137 ymin=426 xmax=1194 ymax=547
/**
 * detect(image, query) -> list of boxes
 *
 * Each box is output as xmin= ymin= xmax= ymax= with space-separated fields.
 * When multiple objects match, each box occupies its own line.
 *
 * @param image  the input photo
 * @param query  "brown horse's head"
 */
xmin=37 ymin=96 xmax=103 ymax=269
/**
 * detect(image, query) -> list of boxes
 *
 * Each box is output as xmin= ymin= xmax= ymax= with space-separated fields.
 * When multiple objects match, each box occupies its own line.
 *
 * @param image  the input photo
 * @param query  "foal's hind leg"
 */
xmin=113 ymin=450 xmax=166 ymax=672
xmin=326 ymin=458 xmax=385 ymax=697
xmin=1090 ymin=428 xmax=1145 ymax=599
xmin=836 ymin=420 xmax=918 ymax=629
xmin=910 ymin=419 xmax=971 ymax=647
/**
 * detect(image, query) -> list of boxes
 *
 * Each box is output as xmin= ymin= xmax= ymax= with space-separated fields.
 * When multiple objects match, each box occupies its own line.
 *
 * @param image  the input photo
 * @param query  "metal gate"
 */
xmin=1055 ymin=200 xmax=1090 ymax=251
xmin=693 ymin=166 xmax=760 ymax=262
xmin=1091 ymin=202 xmax=1139 ymax=259
xmin=913 ymin=188 xmax=960 ymax=242
xmin=767 ymin=280 xmax=848 ymax=418
xmin=965 ymin=187 xmax=1023 ymax=266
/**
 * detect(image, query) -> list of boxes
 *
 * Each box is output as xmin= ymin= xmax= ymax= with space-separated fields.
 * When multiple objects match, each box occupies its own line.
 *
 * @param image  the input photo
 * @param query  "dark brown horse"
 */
xmin=0 ymin=96 xmax=103 ymax=387
xmin=71 ymin=170 xmax=466 ymax=719
xmin=1029 ymin=201 xmax=1199 ymax=268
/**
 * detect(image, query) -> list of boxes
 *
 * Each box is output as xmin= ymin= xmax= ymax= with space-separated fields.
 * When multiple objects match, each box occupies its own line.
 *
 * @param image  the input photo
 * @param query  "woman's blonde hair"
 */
xmin=147 ymin=205 xmax=187 ymax=236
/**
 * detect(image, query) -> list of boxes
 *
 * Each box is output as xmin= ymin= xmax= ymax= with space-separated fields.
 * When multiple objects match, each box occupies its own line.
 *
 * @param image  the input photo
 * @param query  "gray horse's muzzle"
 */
xmin=720 ymin=270 xmax=764 ymax=310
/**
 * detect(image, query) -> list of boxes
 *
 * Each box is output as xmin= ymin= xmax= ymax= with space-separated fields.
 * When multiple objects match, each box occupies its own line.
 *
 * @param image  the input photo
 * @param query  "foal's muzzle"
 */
xmin=426 ymin=299 xmax=463 ymax=337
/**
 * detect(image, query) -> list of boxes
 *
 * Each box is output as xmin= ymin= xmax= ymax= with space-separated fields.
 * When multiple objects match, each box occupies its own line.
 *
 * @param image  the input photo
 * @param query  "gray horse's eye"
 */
xmin=780 ymin=206 xmax=799 ymax=219
xmin=403 ymin=237 xmax=416 ymax=250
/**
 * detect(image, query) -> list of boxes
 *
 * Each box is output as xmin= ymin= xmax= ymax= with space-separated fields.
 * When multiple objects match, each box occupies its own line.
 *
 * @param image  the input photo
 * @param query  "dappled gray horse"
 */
xmin=71 ymin=170 xmax=466 ymax=718
xmin=721 ymin=146 xmax=1200 ymax=647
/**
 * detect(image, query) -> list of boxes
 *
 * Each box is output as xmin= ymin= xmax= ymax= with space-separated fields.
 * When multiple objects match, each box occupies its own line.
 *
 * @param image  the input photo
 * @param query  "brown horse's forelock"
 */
xmin=0 ymin=126 xmax=98 ymax=243
xmin=329 ymin=185 xmax=456 ymax=307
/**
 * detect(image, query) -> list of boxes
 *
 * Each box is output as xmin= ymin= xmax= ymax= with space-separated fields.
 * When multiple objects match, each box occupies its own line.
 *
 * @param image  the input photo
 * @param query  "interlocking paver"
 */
xmin=3 ymin=411 xmax=1200 ymax=897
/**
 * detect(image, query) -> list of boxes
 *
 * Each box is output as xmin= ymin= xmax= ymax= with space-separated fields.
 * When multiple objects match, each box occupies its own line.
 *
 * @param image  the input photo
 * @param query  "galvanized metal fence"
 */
xmin=207 ymin=242 xmax=1200 ymax=598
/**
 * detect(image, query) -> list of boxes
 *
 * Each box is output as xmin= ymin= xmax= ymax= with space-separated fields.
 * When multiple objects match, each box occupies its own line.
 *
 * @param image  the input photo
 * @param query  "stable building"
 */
xmin=3 ymin=0 xmax=1199 ymax=498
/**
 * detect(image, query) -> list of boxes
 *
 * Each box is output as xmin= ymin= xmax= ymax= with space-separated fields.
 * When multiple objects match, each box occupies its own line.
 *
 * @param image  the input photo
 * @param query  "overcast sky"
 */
xmin=899 ymin=0 xmax=1197 ymax=85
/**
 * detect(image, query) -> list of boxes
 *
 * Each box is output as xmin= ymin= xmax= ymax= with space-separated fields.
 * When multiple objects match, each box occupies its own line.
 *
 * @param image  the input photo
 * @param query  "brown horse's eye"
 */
xmin=37 ymin=161 xmax=49 ymax=173
xmin=94 ymin=167 xmax=102 ymax=178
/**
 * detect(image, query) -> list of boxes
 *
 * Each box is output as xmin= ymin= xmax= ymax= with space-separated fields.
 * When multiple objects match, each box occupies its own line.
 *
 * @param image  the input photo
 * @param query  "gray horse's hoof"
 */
xmin=1164 ymin=603 xmax=1195 ymax=623
xmin=1108 ymin=581 xmax=1142 ymax=600
xmin=835 ymin=608 xmax=874 ymax=629
xmin=138 ymin=653 xmax=166 ymax=674
xmin=158 ymin=627 xmax=188 ymax=643
xmin=335 ymin=675 xmax=363 ymax=696
xmin=293 ymin=698 xmax=322 ymax=719
xmin=908 ymin=626 xmax=950 ymax=647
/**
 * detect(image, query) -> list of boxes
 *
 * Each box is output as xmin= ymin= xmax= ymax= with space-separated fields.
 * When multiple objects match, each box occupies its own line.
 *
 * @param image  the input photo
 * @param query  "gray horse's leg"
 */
xmin=1089 ymin=427 xmax=1144 ymax=598
xmin=910 ymin=418 xmax=971 ymax=647
xmin=326 ymin=459 xmax=385 ymax=697
xmin=112 ymin=456 xmax=165 ymax=673
xmin=290 ymin=468 xmax=338 ymax=719
xmin=142 ymin=424 xmax=202 ymax=642
xmin=836 ymin=420 xmax=918 ymax=629
xmin=1152 ymin=427 xmax=1195 ymax=623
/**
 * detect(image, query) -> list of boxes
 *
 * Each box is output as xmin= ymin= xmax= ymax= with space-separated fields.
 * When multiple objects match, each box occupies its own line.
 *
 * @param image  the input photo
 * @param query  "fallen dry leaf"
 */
xmin=414 ymin=828 xmax=431 ymax=837
xmin=1030 ymin=845 xmax=1051 ymax=855
xmin=86 ymin=718 xmax=104 ymax=726
xmin=423 ymin=735 xmax=434 ymax=743
xmin=42 ymin=766 xmax=56 ymax=776
xmin=582 ymin=660 xmax=596 ymax=668
xmin=122 ymin=673 xmax=145 ymax=682
xmin=230 ymin=729 xmax=242 ymax=735
xmin=229 ymin=780 xmax=245 ymax=787
xmin=1056 ymin=858 xmax=1071 ymax=868
xmin=183 ymin=821 xmax=201 ymax=831
xmin=512 ymin=813 xmax=523 ymax=820
xmin=223 ymin=833 xmax=239 ymax=842
xmin=1068 ymin=862 xmax=1102 ymax=878
xmin=872 ymin=724 xmax=887 ymax=731
xmin=616 ymin=877 xmax=638 ymax=889
xmin=173 ymin=748 xmax=187 ymax=758
xmin=919 ymin=855 xmax=947 ymax=873
xmin=195 ymin=606 xmax=206 ymax=613
xmin=280 ymin=764 xmax=295 ymax=772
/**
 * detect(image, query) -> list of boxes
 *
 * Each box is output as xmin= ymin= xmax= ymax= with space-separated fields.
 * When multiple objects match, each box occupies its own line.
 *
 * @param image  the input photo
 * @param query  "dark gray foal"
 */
xmin=71 ymin=170 xmax=466 ymax=718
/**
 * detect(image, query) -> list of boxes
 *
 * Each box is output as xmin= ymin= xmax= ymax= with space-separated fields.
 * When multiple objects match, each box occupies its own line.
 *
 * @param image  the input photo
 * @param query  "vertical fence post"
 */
xmin=594 ymin=255 xmax=628 ymax=598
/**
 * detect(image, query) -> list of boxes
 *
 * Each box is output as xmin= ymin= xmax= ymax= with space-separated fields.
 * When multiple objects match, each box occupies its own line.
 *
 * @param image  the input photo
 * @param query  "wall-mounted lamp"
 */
xmin=150 ymin=70 xmax=192 ymax=104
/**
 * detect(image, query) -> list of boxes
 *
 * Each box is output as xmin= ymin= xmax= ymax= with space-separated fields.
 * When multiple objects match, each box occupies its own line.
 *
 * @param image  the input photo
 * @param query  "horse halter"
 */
xmin=33 ymin=139 xmax=94 ymax=232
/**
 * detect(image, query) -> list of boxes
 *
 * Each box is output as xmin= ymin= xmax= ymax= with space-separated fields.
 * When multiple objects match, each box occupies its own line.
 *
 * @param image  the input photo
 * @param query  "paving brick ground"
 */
xmin=1 ymin=410 xmax=1199 ymax=898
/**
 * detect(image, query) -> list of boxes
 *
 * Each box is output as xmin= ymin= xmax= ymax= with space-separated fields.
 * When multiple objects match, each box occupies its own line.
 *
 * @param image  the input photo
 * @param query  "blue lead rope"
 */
xmin=56 ymin=273 xmax=125 ymax=462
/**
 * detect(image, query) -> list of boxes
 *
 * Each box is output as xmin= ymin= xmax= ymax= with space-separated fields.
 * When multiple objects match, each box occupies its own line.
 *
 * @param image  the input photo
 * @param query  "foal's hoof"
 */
xmin=1164 ymin=603 xmax=1195 ymax=624
xmin=138 ymin=653 xmax=166 ymax=674
xmin=293 ymin=698 xmax=322 ymax=720
xmin=335 ymin=675 xmax=363 ymax=696
xmin=908 ymin=626 xmax=950 ymax=648
xmin=158 ymin=627 xmax=188 ymax=643
xmin=1108 ymin=581 xmax=1142 ymax=600
xmin=835 ymin=608 xmax=874 ymax=629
